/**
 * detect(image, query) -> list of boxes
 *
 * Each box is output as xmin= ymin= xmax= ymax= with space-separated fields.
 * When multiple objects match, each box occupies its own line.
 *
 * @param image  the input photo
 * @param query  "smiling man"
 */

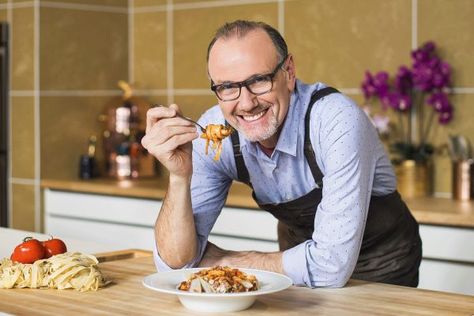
xmin=141 ymin=20 xmax=422 ymax=288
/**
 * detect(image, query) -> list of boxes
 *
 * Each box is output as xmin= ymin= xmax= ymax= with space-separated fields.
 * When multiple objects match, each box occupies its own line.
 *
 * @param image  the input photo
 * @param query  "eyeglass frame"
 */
xmin=210 ymin=55 xmax=289 ymax=102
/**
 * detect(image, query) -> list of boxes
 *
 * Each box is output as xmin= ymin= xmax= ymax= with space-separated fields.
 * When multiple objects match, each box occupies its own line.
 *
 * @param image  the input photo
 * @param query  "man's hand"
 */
xmin=199 ymin=242 xmax=284 ymax=274
xmin=141 ymin=104 xmax=198 ymax=179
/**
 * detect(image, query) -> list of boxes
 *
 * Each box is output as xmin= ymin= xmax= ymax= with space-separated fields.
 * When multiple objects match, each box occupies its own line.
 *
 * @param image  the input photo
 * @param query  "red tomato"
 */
xmin=10 ymin=237 xmax=46 ymax=264
xmin=42 ymin=237 xmax=67 ymax=258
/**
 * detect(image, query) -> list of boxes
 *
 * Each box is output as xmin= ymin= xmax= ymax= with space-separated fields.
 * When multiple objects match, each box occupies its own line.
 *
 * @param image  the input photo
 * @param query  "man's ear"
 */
xmin=285 ymin=54 xmax=296 ymax=91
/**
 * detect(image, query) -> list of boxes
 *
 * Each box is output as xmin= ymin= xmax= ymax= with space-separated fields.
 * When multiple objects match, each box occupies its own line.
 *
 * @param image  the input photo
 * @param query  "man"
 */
xmin=141 ymin=20 xmax=422 ymax=288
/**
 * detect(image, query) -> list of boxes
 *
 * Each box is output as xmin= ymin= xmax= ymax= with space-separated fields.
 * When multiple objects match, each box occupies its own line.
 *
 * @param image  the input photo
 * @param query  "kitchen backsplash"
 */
xmin=1 ymin=0 xmax=473 ymax=230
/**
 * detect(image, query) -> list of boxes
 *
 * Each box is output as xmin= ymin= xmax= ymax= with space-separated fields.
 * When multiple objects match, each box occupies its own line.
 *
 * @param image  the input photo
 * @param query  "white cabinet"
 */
xmin=44 ymin=189 xmax=161 ymax=251
xmin=43 ymin=190 xmax=278 ymax=253
xmin=418 ymin=225 xmax=474 ymax=295
xmin=209 ymin=206 xmax=279 ymax=251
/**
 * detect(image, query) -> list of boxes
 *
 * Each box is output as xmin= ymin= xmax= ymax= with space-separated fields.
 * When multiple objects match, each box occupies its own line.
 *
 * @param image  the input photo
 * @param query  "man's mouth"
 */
xmin=239 ymin=108 xmax=268 ymax=122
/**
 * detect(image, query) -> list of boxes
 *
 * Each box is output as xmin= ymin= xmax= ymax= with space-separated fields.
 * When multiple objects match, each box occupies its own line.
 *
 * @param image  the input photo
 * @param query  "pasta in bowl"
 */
xmin=142 ymin=266 xmax=292 ymax=313
xmin=178 ymin=266 xmax=259 ymax=294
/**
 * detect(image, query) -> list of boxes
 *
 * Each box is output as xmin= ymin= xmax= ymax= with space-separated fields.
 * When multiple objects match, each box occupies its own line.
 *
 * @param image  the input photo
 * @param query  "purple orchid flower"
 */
xmin=395 ymin=66 xmax=413 ymax=95
xmin=362 ymin=71 xmax=390 ymax=100
xmin=427 ymin=92 xmax=451 ymax=112
xmin=388 ymin=92 xmax=412 ymax=112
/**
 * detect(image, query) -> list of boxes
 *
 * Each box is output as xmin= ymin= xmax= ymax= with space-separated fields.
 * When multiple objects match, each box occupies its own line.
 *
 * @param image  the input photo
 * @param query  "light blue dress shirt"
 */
xmin=154 ymin=80 xmax=397 ymax=288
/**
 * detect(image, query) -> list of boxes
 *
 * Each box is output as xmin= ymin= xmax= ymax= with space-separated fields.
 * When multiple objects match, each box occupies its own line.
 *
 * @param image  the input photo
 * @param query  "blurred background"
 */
xmin=0 ymin=0 xmax=473 ymax=231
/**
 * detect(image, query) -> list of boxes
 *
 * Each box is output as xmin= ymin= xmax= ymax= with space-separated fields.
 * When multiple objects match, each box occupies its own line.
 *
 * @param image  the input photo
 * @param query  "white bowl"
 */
xmin=142 ymin=267 xmax=293 ymax=313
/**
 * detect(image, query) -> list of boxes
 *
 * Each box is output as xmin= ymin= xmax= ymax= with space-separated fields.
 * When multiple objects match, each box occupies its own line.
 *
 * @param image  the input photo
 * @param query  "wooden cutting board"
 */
xmin=0 ymin=249 xmax=473 ymax=315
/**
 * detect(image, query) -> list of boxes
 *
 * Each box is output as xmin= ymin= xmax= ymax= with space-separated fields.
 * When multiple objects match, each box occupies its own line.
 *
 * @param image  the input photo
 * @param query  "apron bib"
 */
xmin=228 ymin=87 xmax=422 ymax=287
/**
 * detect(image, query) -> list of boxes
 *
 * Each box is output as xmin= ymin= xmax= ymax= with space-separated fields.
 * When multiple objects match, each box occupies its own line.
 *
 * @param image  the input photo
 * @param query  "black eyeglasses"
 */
xmin=210 ymin=56 xmax=288 ymax=102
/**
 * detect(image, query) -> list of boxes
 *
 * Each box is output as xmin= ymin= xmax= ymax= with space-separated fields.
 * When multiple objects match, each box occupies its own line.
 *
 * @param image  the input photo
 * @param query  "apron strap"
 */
xmin=225 ymin=121 xmax=252 ymax=186
xmin=304 ymin=87 xmax=339 ymax=187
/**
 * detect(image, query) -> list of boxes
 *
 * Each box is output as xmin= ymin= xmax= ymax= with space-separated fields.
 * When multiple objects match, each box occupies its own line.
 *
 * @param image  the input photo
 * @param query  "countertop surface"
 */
xmin=1 ymin=250 xmax=473 ymax=315
xmin=41 ymin=177 xmax=474 ymax=228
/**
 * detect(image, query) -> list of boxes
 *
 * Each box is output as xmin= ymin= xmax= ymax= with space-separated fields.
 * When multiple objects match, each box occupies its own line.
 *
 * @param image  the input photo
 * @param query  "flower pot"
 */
xmin=394 ymin=159 xmax=433 ymax=198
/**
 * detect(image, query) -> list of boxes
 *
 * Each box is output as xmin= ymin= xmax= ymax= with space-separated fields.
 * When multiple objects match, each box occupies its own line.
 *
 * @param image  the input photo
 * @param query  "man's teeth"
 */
xmin=242 ymin=110 xmax=265 ymax=122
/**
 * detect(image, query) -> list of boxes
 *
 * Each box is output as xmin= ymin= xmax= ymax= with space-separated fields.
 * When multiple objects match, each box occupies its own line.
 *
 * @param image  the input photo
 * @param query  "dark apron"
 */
xmin=228 ymin=87 xmax=422 ymax=287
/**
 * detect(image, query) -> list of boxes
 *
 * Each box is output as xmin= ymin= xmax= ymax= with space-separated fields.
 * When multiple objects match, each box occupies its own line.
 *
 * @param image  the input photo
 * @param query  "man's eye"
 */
xmin=252 ymin=75 xmax=270 ymax=83
xmin=217 ymin=83 xmax=239 ymax=92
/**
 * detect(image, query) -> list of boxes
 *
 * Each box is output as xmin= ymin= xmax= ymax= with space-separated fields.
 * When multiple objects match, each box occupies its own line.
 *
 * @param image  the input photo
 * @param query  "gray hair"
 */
xmin=206 ymin=20 xmax=288 ymax=63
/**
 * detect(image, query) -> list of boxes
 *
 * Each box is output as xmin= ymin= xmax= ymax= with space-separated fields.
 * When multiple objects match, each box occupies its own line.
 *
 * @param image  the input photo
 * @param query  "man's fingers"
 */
xmin=160 ymin=132 xmax=198 ymax=153
xmin=149 ymin=124 xmax=197 ymax=145
xmin=145 ymin=105 xmax=177 ymax=134
xmin=143 ymin=132 xmax=197 ymax=158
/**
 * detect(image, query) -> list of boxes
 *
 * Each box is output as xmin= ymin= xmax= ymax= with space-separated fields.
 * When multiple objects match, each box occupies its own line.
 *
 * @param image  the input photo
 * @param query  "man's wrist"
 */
xmin=169 ymin=173 xmax=192 ymax=186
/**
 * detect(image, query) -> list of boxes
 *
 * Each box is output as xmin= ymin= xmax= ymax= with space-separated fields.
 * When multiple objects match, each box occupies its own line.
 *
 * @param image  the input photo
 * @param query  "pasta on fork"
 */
xmin=201 ymin=124 xmax=234 ymax=161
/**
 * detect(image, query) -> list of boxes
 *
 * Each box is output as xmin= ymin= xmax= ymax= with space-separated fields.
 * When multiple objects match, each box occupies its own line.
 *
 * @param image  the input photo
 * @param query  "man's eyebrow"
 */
xmin=214 ymin=73 xmax=268 ymax=85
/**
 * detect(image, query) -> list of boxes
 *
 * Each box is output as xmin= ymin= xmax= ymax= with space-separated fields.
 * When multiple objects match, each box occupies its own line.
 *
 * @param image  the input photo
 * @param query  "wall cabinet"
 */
xmin=44 ymin=189 xmax=473 ymax=295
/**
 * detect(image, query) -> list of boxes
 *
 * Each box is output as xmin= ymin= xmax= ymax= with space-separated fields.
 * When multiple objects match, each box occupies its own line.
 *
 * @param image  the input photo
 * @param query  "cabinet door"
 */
xmin=44 ymin=189 xmax=161 ymax=251
xmin=47 ymin=216 xmax=155 ymax=250
xmin=208 ymin=235 xmax=278 ymax=252
xmin=211 ymin=206 xmax=278 ymax=241
xmin=208 ymin=206 xmax=279 ymax=251
xmin=418 ymin=224 xmax=474 ymax=295
xmin=418 ymin=259 xmax=474 ymax=295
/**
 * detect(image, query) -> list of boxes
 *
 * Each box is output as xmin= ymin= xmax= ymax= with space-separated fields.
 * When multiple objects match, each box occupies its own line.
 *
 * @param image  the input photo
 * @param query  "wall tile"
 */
xmin=418 ymin=0 xmax=474 ymax=87
xmin=0 ymin=9 xmax=7 ymax=21
xmin=173 ymin=94 xmax=218 ymax=121
xmin=11 ymin=183 xmax=35 ymax=231
xmin=40 ymin=96 xmax=113 ymax=179
xmin=11 ymin=96 xmax=36 ymax=179
xmin=11 ymin=7 xmax=34 ymax=90
xmin=134 ymin=0 xmax=167 ymax=7
xmin=42 ymin=0 xmax=128 ymax=7
xmin=40 ymin=7 xmax=128 ymax=90
xmin=173 ymin=0 xmax=221 ymax=4
xmin=285 ymin=0 xmax=412 ymax=89
xmin=173 ymin=3 xmax=278 ymax=89
xmin=133 ymin=11 xmax=167 ymax=90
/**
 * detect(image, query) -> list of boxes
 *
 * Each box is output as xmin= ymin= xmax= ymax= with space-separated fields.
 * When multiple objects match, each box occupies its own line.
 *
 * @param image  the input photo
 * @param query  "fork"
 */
xmin=152 ymin=104 xmax=206 ymax=132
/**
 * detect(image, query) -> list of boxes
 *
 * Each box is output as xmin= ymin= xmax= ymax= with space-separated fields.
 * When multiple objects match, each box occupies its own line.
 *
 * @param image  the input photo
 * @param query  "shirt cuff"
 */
xmin=282 ymin=241 xmax=311 ymax=287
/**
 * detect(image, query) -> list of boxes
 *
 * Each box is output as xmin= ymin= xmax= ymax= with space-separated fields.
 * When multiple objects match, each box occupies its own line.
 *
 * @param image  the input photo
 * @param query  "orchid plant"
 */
xmin=361 ymin=41 xmax=453 ymax=162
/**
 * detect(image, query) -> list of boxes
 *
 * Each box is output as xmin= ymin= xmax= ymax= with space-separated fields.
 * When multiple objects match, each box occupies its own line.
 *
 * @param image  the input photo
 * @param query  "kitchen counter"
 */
xmin=0 ymin=250 xmax=473 ymax=315
xmin=41 ymin=177 xmax=474 ymax=228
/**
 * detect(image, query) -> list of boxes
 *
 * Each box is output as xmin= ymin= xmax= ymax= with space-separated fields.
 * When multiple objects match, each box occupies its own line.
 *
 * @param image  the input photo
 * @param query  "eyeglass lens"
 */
xmin=216 ymin=76 xmax=273 ymax=101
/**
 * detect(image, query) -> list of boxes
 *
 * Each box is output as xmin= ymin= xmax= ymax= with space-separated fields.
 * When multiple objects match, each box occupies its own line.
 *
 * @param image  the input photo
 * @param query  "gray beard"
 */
xmin=238 ymin=112 xmax=279 ymax=143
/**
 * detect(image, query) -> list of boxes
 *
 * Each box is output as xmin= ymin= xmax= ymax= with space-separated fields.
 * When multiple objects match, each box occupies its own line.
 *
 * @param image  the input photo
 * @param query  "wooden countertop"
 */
xmin=41 ymin=178 xmax=474 ymax=228
xmin=1 ymin=250 xmax=473 ymax=315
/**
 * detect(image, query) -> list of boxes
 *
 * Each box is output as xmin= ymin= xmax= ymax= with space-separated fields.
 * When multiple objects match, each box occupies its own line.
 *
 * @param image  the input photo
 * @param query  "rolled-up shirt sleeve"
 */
xmin=283 ymin=95 xmax=378 ymax=287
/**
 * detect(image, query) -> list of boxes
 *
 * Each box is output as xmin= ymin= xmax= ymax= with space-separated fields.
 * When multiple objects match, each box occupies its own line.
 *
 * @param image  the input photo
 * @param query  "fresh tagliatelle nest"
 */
xmin=201 ymin=124 xmax=234 ymax=161
xmin=178 ymin=266 xmax=259 ymax=294
xmin=0 ymin=252 xmax=110 ymax=292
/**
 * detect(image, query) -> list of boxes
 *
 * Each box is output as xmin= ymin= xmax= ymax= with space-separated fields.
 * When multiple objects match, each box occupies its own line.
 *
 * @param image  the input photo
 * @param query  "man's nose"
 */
xmin=238 ymin=86 xmax=258 ymax=110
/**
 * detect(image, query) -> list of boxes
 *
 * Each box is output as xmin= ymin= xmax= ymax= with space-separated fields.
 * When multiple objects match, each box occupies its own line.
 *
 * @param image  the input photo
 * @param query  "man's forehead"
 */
xmin=211 ymin=29 xmax=275 ymax=55
xmin=208 ymin=30 xmax=279 ymax=79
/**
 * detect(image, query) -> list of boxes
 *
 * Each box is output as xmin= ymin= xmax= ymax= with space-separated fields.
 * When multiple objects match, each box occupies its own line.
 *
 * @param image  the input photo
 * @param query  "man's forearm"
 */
xmin=155 ymin=175 xmax=198 ymax=269
xmin=199 ymin=242 xmax=284 ymax=274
